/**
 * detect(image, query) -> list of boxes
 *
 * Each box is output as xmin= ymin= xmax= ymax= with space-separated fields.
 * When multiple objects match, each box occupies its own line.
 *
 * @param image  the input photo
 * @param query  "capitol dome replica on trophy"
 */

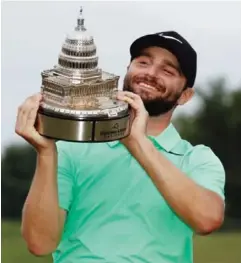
xmin=36 ymin=8 xmax=130 ymax=142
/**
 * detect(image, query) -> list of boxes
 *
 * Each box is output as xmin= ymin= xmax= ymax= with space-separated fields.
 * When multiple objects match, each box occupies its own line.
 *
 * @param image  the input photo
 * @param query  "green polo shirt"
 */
xmin=53 ymin=123 xmax=225 ymax=263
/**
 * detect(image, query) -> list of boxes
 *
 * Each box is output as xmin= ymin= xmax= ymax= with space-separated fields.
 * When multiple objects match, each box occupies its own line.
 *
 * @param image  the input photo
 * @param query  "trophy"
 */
xmin=36 ymin=7 xmax=131 ymax=142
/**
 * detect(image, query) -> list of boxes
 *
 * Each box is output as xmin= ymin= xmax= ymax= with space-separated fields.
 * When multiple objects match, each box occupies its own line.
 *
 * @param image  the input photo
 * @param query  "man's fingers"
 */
xmin=118 ymin=91 xmax=145 ymax=106
xmin=15 ymin=94 xmax=42 ymax=136
xmin=117 ymin=91 xmax=147 ymax=113
xmin=26 ymin=105 xmax=39 ymax=128
xmin=15 ymin=105 xmax=29 ymax=135
xmin=118 ymin=91 xmax=141 ymax=100
xmin=120 ymin=95 xmax=139 ymax=110
xmin=15 ymin=106 xmax=25 ymax=135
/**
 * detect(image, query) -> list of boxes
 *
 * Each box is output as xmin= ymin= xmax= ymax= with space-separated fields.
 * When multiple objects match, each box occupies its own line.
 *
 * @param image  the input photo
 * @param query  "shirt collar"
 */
xmin=150 ymin=123 xmax=182 ymax=153
xmin=107 ymin=123 xmax=182 ymax=153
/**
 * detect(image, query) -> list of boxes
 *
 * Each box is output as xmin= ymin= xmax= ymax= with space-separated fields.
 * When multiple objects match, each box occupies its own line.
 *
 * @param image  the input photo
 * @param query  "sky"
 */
xmin=2 ymin=1 xmax=241 ymax=149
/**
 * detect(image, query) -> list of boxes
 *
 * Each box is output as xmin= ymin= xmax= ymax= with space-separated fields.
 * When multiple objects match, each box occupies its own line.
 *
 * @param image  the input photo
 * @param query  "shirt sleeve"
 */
xmin=56 ymin=141 xmax=75 ymax=211
xmin=186 ymin=145 xmax=226 ymax=200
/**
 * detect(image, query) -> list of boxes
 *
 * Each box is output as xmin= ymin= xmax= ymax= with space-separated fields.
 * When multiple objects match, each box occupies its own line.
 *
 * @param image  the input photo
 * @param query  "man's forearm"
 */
xmin=125 ymin=136 xmax=224 ymax=234
xmin=21 ymin=149 xmax=63 ymax=254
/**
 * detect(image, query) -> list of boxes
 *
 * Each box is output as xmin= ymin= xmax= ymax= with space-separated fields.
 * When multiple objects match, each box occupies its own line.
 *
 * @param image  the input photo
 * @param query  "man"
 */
xmin=16 ymin=31 xmax=225 ymax=263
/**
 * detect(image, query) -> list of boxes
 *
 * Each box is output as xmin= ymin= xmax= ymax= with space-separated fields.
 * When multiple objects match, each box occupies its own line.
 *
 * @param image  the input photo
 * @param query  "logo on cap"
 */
xmin=158 ymin=33 xmax=183 ymax=44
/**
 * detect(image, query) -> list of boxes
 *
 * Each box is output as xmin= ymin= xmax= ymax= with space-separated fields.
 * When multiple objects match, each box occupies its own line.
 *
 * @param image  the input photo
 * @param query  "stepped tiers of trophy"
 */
xmin=36 ymin=7 xmax=130 ymax=142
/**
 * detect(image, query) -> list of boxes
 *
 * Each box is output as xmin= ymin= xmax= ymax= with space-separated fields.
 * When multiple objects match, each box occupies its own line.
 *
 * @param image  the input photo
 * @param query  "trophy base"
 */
xmin=36 ymin=111 xmax=131 ymax=142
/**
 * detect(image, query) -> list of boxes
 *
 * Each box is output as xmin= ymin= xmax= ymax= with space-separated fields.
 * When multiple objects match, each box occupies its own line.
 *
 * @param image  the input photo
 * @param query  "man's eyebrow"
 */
xmin=138 ymin=51 xmax=152 ymax=59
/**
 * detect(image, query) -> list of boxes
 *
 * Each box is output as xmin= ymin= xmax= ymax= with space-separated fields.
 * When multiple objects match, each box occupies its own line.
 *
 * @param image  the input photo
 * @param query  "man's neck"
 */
xmin=146 ymin=112 xmax=172 ymax=137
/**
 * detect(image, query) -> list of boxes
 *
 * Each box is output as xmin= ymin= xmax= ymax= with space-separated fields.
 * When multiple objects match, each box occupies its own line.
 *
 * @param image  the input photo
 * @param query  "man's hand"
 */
xmin=117 ymin=91 xmax=149 ymax=143
xmin=15 ymin=93 xmax=56 ymax=155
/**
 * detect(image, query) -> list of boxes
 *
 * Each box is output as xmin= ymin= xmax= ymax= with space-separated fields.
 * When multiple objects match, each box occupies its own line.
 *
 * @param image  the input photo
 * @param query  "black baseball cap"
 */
xmin=130 ymin=31 xmax=197 ymax=87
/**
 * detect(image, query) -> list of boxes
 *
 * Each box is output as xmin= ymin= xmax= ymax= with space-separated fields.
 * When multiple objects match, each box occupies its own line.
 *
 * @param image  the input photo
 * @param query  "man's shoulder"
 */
xmin=176 ymin=138 xmax=224 ymax=172
xmin=176 ymin=139 xmax=225 ymax=199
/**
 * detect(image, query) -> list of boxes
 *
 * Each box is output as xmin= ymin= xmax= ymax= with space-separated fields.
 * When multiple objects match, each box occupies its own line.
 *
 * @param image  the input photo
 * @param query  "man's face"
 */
xmin=123 ymin=46 xmax=190 ymax=116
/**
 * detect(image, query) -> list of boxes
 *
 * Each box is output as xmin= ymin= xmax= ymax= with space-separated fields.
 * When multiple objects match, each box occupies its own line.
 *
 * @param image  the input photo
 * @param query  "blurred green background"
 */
xmin=2 ymin=221 xmax=241 ymax=263
xmin=2 ymin=78 xmax=241 ymax=262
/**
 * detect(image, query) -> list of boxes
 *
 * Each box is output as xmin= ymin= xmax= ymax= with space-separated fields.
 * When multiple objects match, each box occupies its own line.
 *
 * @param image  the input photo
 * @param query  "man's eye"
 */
xmin=164 ymin=69 xmax=174 ymax=76
xmin=139 ymin=61 xmax=148 ymax=65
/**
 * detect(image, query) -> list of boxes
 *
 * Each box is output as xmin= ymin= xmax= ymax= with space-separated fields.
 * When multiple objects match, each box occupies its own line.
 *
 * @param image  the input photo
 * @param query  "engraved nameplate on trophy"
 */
xmin=36 ymin=7 xmax=130 ymax=142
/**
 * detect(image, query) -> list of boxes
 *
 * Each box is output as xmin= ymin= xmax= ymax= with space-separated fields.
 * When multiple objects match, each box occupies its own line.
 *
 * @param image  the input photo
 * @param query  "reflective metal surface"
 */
xmin=37 ymin=112 xmax=130 ymax=142
xmin=36 ymin=7 xmax=130 ymax=142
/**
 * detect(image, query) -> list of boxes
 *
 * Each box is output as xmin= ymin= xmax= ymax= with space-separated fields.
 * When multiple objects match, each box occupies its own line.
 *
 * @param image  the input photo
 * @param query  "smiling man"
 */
xmin=124 ymin=31 xmax=196 ymax=116
xmin=16 ymin=31 xmax=225 ymax=263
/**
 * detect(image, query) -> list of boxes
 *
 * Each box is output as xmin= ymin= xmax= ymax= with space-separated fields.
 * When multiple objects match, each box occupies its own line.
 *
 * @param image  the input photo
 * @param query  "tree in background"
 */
xmin=2 ymin=77 xmax=241 ymax=229
xmin=175 ymin=77 xmax=241 ymax=228
xmin=2 ymin=144 xmax=36 ymax=219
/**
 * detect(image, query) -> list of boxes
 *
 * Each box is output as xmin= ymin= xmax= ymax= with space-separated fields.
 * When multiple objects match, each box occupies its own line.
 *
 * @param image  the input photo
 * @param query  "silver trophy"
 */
xmin=36 ymin=7 xmax=130 ymax=142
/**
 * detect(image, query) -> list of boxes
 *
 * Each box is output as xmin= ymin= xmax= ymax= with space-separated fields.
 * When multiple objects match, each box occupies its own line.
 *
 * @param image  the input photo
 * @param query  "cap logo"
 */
xmin=159 ymin=33 xmax=183 ymax=44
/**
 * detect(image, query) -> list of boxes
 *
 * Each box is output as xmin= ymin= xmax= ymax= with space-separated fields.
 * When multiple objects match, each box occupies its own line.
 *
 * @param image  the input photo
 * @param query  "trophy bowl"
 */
xmin=36 ymin=7 xmax=131 ymax=142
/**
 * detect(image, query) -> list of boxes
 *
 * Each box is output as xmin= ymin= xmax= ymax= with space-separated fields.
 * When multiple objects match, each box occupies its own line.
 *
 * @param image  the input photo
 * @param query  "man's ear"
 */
xmin=177 ymin=87 xmax=194 ymax=105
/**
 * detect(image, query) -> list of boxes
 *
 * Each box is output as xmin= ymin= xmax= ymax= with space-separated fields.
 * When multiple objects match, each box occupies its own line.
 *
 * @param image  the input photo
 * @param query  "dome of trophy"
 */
xmin=37 ymin=7 xmax=130 ymax=142
xmin=55 ymin=7 xmax=101 ymax=83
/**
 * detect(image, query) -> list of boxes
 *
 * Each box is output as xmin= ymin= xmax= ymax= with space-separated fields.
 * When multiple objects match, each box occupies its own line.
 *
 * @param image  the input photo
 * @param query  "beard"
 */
xmin=123 ymin=74 xmax=182 ymax=117
xmin=141 ymin=97 xmax=178 ymax=116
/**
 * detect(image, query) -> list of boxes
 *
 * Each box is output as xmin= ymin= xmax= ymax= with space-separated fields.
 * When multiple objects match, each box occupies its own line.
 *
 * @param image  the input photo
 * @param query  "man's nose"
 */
xmin=146 ymin=65 xmax=158 ymax=78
